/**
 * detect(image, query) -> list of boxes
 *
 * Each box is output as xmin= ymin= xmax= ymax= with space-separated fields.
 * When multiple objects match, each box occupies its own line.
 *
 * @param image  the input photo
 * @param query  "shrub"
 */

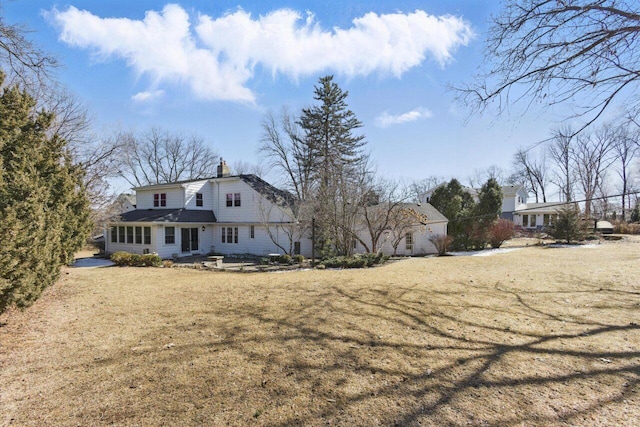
xmin=110 ymin=251 xmax=134 ymax=266
xmin=613 ymin=220 xmax=640 ymax=235
xmin=293 ymin=254 xmax=305 ymax=264
xmin=278 ymin=254 xmax=292 ymax=264
xmin=321 ymin=253 xmax=388 ymax=269
xmin=140 ymin=253 xmax=162 ymax=267
xmin=429 ymin=234 xmax=453 ymax=255
xmin=488 ymin=219 xmax=515 ymax=248
xmin=110 ymin=251 xmax=161 ymax=267
xmin=357 ymin=252 xmax=388 ymax=267
xmin=546 ymin=206 xmax=587 ymax=244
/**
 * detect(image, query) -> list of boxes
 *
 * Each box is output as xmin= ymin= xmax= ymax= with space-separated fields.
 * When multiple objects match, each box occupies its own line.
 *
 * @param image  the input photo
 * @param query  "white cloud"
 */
xmin=50 ymin=5 xmax=474 ymax=103
xmin=131 ymin=89 xmax=165 ymax=102
xmin=375 ymin=107 xmax=433 ymax=128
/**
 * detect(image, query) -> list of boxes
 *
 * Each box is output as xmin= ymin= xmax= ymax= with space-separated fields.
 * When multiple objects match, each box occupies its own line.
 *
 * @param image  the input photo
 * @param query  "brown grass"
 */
xmin=1 ymin=238 xmax=639 ymax=426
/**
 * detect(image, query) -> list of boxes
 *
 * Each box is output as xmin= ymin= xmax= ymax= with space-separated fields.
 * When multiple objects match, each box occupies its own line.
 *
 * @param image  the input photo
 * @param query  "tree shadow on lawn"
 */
xmin=48 ymin=276 xmax=640 ymax=426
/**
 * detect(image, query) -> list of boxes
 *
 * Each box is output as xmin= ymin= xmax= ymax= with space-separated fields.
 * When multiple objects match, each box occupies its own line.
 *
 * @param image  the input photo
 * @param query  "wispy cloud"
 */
xmin=50 ymin=5 xmax=473 ymax=103
xmin=131 ymin=90 xmax=165 ymax=102
xmin=375 ymin=107 xmax=433 ymax=128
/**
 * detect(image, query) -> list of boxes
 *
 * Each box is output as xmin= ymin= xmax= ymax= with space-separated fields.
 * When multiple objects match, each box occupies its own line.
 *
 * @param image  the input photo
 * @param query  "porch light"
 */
xmin=202 ymin=226 xmax=206 ymax=231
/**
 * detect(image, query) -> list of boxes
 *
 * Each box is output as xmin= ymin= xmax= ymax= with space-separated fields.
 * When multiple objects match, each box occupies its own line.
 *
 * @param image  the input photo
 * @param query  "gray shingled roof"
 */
xmin=114 ymin=209 xmax=216 ymax=223
xmin=239 ymin=174 xmax=296 ymax=208
xmin=397 ymin=202 xmax=448 ymax=224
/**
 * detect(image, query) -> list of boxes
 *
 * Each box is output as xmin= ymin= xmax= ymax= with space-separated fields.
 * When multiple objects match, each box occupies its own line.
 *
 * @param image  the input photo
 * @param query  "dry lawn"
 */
xmin=1 ymin=239 xmax=639 ymax=426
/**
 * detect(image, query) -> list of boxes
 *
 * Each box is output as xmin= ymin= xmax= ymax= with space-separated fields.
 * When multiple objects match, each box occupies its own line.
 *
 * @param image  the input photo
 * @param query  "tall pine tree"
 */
xmin=0 ymin=73 xmax=91 ymax=313
xmin=298 ymin=76 xmax=368 ymax=256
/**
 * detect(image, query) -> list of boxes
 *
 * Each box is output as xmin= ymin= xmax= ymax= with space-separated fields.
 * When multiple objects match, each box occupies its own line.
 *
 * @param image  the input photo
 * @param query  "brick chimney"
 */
xmin=217 ymin=158 xmax=230 ymax=177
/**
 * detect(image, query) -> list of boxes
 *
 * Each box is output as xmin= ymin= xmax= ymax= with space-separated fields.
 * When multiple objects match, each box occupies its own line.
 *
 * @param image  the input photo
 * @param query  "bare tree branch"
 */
xmin=457 ymin=0 xmax=640 ymax=129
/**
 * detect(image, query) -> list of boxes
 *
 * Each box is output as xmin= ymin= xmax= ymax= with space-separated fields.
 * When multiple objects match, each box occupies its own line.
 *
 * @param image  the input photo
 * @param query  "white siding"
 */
xmin=183 ymin=180 xmax=213 ymax=210
xmin=354 ymin=222 xmax=447 ymax=256
xmin=136 ymin=188 xmax=184 ymax=209
xmin=105 ymin=224 xmax=158 ymax=256
xmin=211 ymin=179 xmax=293 ymax=224
xmin=212 ymin=224 xmax=312 ymax=257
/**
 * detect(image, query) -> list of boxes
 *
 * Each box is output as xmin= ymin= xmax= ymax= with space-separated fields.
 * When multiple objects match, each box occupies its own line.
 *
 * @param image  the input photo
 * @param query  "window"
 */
xmin=135 ymin=226 xmax=142 ymax=244
xmin=118 ymin=226 xmax=125 ymax=243
xmin=250 ymin=225 xmax=255 ymax=239
xmin=196 ymin=193 xmax=203 ymax=207
xmin=144 ymin=227 xmax=151 ymax=245
xmin=154 ymin=193 xmax=166 ymax=207
xmin=522 ymin=214 xmax=528 ymax=227
xmin=165 ymin=226 xmax=175 ymax=244
xmin=543 ymin=214 xmax=551 ymax=226
xmin=405 ymin=232 xmax=414 ymax=251
xmin=226 ymin=193 xmax=241 ymax=207
xmin=126 ymin=227 xmax=134 ymax=244
xmin=352 ymin=239 xmax=358 ymax=249
xmin=221 ymin=227 xmax=238 ymax=244
xmin=530 ymin=215 xmax=537 ymax=227
xmin=294 ymin=241 xmax=301 ymax=255
xmin=110 ymin=227 xmax=117 ymax=243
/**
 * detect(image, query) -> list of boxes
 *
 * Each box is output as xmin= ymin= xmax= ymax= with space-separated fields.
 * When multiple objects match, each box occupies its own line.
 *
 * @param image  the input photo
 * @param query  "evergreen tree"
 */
xmin=298 ymin=75 xmax=368 ymax=256
xmin=0 ymin=74 xmax=91 ymax=313
xmin=631 ymin=202 xmax=640 ymax=223
xmin=430 ymin=179 xmax=476 ymax=250
xmin=547 ymin=205 xmax=587 ymax=244
xmin=472 ymin=178 xmax=503 ymax=247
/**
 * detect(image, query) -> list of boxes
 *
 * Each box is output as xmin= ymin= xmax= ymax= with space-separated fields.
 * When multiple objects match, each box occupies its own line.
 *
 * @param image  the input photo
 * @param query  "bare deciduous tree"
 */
xmin=458 ymin=1 xmax=640 ymax=129
xmin=467 ymin=165 xmax=505 ymax=188
xmin=0 ymin=19 xmax=56 ymax=89
xmin=548 ymin=126 xmax=576 ymax=202
xmin=410 ymin=176 xmax=444 ymax=202
xmin=573 ymin=125 xmax=617 ymax=216
xmin=259 ymin=109 xmax=314 ymax=202
xmin=512 ymin=148 xmax=548 ymax=202
xmin=257 ymin=198 xmax=307 ymax=256
xmin=118 ymin=128 xmax=218 ymax=187
xmin=353 ymin=178 xmax=411 ymax=253
xmin=232 ymin=160 xmax=267 ymax=178
xmin=614 ymin=127 xmax=639 ymax=219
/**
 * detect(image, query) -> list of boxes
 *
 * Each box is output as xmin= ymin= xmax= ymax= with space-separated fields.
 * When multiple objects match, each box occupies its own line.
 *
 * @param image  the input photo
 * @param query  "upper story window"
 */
xmin=154 ymin=193 xmax=167 ymax=207
xmin=196 ymin=193 xmax=203 ymax=207
xmin=226 ymin=193 xmax=241 ymax=207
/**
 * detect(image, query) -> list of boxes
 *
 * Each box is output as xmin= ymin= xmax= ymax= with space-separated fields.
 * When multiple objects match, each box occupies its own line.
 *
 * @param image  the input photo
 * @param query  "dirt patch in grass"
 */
xmin=1 ymin=238 xmax=639 ymax=426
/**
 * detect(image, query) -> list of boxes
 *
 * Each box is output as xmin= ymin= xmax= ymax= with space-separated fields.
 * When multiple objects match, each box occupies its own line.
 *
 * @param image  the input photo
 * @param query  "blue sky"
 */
xmin=3 ymin=0 xmax=566 ymax=191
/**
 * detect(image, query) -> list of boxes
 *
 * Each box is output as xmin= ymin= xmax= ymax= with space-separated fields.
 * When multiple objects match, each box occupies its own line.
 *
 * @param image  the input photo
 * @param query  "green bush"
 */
xmin=110 ymin=251 xmax=161 ymax=267
xmin=278 ymin=254 xmax=292 ymax=264
xmin=293 ymin=254 xmax=305 ymax=264
xmin=321 ymin=253 xmax=387 ymax=269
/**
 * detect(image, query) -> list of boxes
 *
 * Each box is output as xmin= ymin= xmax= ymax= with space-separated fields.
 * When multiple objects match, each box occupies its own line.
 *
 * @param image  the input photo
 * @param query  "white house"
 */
xmin=353 ymin=203 xmax=448 ymax=256
xmin=105 ymin=160 xmax=312 ymax=259
xmin=512 ymin=203 xmax=568 ymax=230
xmin=106 ymin=160 xmax=449 ymax=259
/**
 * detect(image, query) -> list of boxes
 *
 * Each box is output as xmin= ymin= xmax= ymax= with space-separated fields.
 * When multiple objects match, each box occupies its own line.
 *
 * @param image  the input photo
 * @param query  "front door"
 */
xmin=181 ymin=227 xmax=199 ymax=253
